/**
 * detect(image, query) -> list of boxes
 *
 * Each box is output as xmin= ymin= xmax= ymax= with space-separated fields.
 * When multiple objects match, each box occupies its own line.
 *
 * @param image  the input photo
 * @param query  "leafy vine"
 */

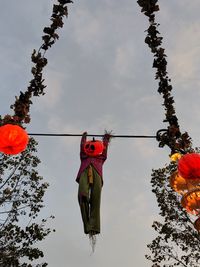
xmin=137 ymin=0 xmax=192 ymax=154
xmin=1 ymin=0 xmax=72 ymax=126
xmin=137 ymin=1 xmax=200 ymax=266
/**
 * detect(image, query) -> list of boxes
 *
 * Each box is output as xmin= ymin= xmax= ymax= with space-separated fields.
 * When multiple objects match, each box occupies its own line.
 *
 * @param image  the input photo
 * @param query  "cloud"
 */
xmin=35 ymin=69 xmax=65 ymax=110
xmin=113 ymin=42 xmax=136 ymax=78
xmin=70 ymin=7 xmax=104 ymax=51
xmin=169 ymin=22 xmax=200 ymax=85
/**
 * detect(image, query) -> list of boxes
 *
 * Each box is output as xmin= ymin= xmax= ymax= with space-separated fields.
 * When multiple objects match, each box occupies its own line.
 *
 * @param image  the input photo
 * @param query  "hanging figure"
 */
xmin=76 ymin=131 xmax=111 ymax=249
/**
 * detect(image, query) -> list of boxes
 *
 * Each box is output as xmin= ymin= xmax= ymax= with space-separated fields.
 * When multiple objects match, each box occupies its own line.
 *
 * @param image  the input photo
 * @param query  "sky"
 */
xmin=1 ymin=1 xmax=200 ymax=266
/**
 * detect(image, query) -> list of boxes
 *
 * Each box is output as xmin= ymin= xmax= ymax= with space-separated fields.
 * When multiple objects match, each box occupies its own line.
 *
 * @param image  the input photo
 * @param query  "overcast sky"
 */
xmin=1 ymin=1 xmax=200 ymax=266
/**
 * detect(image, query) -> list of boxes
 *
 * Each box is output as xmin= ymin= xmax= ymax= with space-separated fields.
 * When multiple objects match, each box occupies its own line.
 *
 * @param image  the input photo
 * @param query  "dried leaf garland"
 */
xmin=1 ymin=0 xmax=73 ymax=126
xmin=137 ymin=0 xmax=192 ymax=154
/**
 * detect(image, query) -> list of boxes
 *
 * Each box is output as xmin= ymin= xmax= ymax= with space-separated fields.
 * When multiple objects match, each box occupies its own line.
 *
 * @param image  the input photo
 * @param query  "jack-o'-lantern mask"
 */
xmin=84 ymin=139 xmax=104 ymax=157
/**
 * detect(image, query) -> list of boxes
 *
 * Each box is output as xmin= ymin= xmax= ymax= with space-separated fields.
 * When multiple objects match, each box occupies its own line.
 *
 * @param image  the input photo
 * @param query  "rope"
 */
xmin=28 ymin=133 xmax=156 ymax=138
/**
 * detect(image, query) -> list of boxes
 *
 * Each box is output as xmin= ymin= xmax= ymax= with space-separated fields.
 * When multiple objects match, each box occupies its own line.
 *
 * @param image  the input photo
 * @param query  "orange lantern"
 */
xmin=84 ymin=139 xmax=104 ymax=157
xmin=181 ymin=188 xmax=200 ymax=215
xmin=0 ymin=124 xmax=29 ymax=155
xmin=178 ymin=153 xmax=200 ymax=180
xmin=170 ymin=171 xmax=189 ymax=195
xmin=170 ymin=170 xmax=200 ymax=195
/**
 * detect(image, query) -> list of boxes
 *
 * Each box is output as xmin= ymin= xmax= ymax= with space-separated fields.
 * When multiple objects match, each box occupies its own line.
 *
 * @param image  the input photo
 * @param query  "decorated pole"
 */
xmin=137 ymin=0 xmax=200 ymax=265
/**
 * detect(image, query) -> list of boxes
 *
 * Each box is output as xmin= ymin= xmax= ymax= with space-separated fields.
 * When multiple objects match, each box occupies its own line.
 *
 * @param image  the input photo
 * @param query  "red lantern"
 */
xmin=181 ymin=188 xmax=200 ymax=215
xmin=178 ymin=153 xmax=200 ymax=180
xmin=84 ymin=139 xmax=104 ymax=157
xmin=0 ymin=124 xmax=29 ymax=155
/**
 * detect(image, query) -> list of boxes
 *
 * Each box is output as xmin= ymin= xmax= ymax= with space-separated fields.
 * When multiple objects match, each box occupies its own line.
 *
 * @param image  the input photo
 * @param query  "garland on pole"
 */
xmin=137 ymin=0 xmax=192 ymax=155
xmin=0 ymin=0 xmax=72 ymax=127
xmin=137 ymin=1 xmax=200 ymax=266
xmin=0 ymin=1 xmax=72 ymax=265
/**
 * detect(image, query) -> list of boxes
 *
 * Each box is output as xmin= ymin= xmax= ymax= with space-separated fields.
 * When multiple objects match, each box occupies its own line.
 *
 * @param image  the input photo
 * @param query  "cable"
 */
xmin=28 ymin=133 xmax=156 ymax=138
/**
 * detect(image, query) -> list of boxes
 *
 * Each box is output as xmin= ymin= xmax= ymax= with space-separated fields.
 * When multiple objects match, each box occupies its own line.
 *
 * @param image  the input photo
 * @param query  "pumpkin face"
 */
xmin=181 ymin=189 xmax=200 ymax=215
xmin=0 ymin=124 xmax=29 ymax=155
xmin=178 ymin=153 xmax=200 ymax=180
xmin=84 ymin=140 xmax=104 ymax=157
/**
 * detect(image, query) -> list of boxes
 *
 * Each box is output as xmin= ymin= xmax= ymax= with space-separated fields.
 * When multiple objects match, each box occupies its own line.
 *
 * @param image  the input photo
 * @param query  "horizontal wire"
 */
xmin=28 ymin=133 xmax=157 ymax=138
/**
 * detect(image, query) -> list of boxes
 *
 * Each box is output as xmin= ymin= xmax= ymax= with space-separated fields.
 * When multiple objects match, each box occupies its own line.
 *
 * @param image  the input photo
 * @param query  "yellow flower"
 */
xmin=170 ymin=153 xmax=182 ymax=162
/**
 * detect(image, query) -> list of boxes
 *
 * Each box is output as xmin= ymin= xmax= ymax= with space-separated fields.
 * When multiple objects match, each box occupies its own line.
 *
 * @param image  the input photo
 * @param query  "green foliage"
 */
xmin=147 ymin=163 xmax=200 ymax=266
xmin=0 ymin=138 xmax=53 ymax=266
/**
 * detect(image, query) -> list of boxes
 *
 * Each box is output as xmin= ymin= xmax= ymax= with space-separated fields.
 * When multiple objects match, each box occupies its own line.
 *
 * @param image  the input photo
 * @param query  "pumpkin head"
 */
xmin=181 ymin=188 xmax=200 ymax=215
xmin=178 ymin=153 xmax=200 ymax=180
xmin=170 ymin=170 xmax=200 ymax=195
xmin=84 ymin=139 xmax=104 ymax=157
xmin=0 ymin=124 xmax=29 ymax=155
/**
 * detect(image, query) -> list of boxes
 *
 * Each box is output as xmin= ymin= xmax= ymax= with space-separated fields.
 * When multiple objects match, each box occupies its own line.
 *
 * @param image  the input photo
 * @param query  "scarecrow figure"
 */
xmin=76 ymin=131 xmax=111 ymax=247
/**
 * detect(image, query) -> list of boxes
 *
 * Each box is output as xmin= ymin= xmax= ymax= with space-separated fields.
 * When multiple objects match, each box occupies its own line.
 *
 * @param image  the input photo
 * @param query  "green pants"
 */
xmin=78 ymin=166 xmax=102 ymax=234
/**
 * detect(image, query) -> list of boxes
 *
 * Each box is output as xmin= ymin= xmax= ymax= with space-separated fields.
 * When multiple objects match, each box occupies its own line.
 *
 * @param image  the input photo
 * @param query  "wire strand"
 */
xmin=28 ymin=133 xmax=156 ymax=138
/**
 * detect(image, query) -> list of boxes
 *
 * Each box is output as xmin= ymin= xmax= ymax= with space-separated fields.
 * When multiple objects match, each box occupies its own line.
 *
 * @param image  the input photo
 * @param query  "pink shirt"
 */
xmin=76 ymin=134 xmax=109 ymax=184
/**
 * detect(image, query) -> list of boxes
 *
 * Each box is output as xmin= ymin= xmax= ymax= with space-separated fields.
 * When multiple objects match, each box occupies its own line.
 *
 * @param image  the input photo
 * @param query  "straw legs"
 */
xmin=78 ymin=165 xmax=102 ymax=235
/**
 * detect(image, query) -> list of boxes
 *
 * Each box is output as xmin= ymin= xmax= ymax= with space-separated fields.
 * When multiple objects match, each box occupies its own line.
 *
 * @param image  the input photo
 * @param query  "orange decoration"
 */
xmin=194 ymin=217 xmax=200 ymax=232
xmin=170 ymin=171 xmax=200 ymax=195
xmin=170 ymin=171 xmax=189 ymax=195
xmin=84 ymin=140 xmax=104 ymax=157
xmin=0 ymin=124 xmax=29 ymax=155
xmin=170 ymin=153 xmax=182 ymax=162
xmin=181 ymin=188 xmax=200 ymax=215
xmin=178 ymin=153 xmax=200 ymax=180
